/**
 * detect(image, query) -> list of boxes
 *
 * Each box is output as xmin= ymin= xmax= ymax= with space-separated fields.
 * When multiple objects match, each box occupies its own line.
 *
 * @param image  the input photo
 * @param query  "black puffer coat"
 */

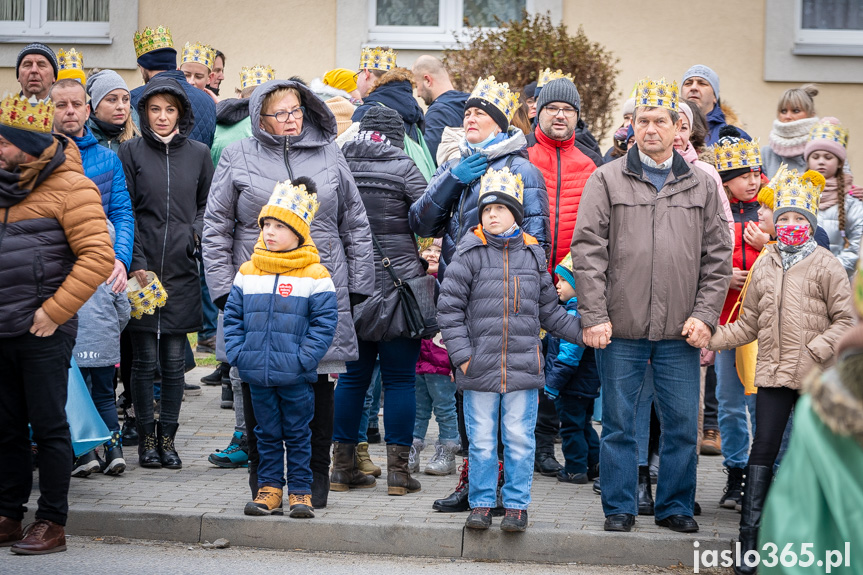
xmin=342 ymin=137 xmax=428 ymax=341
xmin=118 ymin=77 xmax=214 ymax=335
xmin=438 ymin=227 xmax=582 ymax=393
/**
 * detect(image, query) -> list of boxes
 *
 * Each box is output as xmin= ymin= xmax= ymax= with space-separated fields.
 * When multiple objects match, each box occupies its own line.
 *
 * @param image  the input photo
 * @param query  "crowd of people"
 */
xmin=0 ymin=27 xmax=861 ymax=575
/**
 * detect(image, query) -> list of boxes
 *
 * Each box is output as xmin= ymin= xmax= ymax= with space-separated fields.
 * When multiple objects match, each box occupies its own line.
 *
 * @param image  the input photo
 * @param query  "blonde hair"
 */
xmin=261 ymin=87 xmax=302 ymax=115
xmin=777 ymin=84 xmax=818 ymax=117
xmin=87 ymin=68 xmax=140 ymax=143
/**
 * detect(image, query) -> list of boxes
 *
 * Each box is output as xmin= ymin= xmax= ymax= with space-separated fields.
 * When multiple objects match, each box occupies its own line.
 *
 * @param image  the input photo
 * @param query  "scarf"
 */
xmin=250 ymin=236 xmax=321 ymax=275
xmin=777 ymin=237 xmax=817 ymax=272
xmin=821 ymin=173 xmax=861 ymax=211
xmin=353 ymin=130 xmax=390 ymax=145
xmin=768 ymin=117 xmax=819 ymax=158
xmin=150 ymin=129 xmax=178 ymax=145
xmin=90 ymin=115 xmax=124 ymax=139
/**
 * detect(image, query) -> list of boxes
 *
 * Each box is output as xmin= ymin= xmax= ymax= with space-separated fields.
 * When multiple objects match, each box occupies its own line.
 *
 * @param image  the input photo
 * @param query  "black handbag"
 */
xmin=371 ymin=234 xmax=438 ymax=339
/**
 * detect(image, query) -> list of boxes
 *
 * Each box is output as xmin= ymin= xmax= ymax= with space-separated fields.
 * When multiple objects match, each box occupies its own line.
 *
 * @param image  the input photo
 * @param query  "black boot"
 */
xmin=638 ymin=465 xmax=655 ymax=515
xmin=137 ymin=420 xmax=160 ymax=468
xmin=720 ymin=466 xmax=745 ymax=509
xmin=201 ymin=362 xmax=230 ymax=385
xmin=329 ymin=442 xmax=376 ymax=491
xmin=386 ymin=443 xmax=421 ymax=496
xmin=433 ymin=458 xmax=469 ymax=512
xmin=121 ymin=410 xmax=138 ymax=447
xmin=220 ymin=382 xmax=234 ymax=410
xmin=103 ymin=430 xmax=126 ymax=476
xmin=735 ymin=465 xmax=772 ymax=575
xmin=311 ymin=471 xmax=330 ymax=509
xmin=158 ymin=421 xmax=182 ymax=469
xmin=534 ymin=448 xmax=563 ymax=477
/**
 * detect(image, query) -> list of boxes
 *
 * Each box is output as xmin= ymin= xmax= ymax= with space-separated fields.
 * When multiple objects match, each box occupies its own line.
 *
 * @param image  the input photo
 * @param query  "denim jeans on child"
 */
xmin=249 ymin=382 xmax=314 ymax=494
xmin=597 ymin=338 xmax=700 ymax=520
xmin=414 ymin=373 xmax=459 ymax=443
xmin=714 ymin=348 xmax=756 ymax=469
xmin=556 ymin=392 xmax=599 ymax=474
xmin=463 ymin=388 xmax=538 ymax=510
xmin=80 ymin=366 xmax=120 ymax=432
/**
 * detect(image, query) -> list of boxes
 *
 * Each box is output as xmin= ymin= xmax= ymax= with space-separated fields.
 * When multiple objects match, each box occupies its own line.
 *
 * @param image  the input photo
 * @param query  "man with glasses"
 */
xmin=525 ymin=77 xmax=599 ymax=480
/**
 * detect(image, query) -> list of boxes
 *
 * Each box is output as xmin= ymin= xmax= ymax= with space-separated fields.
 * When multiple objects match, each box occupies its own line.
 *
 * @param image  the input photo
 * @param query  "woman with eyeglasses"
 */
xmin=202 ymin=79 xmax=374 ymax=511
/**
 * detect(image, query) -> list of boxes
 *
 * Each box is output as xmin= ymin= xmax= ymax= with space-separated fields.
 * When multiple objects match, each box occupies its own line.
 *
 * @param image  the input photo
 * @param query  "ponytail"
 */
xmin=836 ymin=170 xmax=850 ymax=248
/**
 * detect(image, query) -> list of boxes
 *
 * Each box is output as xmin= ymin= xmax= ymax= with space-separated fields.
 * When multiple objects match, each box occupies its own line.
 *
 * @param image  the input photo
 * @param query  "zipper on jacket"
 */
xmin=34 ymin=252 xmax=44 ymax=300
xmin=266 ymin=274 xmax=280 ymax=384
xmin=157 ymin=143 xmax=170 ymax=339
xmin=283 ymin=140 xmax=294 ymax=181
xmin=551 ymin=147 xmax=562 ymax=268
xmin=739 ymin=205 xmax=747 ymax=270
xmin=513 ymin=276 xmax=520 ymax=315
xmin=502 ymin=240 xmax=509 ymax=393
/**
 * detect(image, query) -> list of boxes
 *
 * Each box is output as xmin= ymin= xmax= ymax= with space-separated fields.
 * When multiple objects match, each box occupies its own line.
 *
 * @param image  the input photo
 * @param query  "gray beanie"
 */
xmin=536 ymin=78 xmax=581 ymax=116
xmin=359 ymin=106 xmax=405 ymax=149
xmin=86 ymin=69 xmax=130 ymax=111
xmin=682 ymin=64 xmax=720 ymax=102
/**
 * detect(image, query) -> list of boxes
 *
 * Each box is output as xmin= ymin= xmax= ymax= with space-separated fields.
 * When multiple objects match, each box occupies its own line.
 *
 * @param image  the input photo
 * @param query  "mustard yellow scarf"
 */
xmin=250 ymin=235 xmax=321 ymax=275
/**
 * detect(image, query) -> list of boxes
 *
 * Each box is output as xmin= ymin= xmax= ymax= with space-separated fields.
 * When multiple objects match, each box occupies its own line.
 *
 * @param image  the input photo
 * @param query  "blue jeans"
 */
xmin=463 ymin=388 xmax=538 ymax=510
xmin=249 ymin=383 xmax=314 ymax=494
xmin=199 ymin=263 xmax=218 ymax=340
xmin=414 ymin=373 xmax=459 ymax=443
xmin=635 ymin=365 xmax=654 ymax=467
xmin=333 ymin=338 xmax=420 ymax=446
xmin=597 ymin=338 xmax=700 ymax=519
xmin=358 ymin=359 xmax=381 ymax=442
xmin=556 ymin=393 xmax=599 ymax=474
xmin=80 ymin=366 xmax=120 ymax=432
xmin=714 ymin=349 xmax=756 ymax=469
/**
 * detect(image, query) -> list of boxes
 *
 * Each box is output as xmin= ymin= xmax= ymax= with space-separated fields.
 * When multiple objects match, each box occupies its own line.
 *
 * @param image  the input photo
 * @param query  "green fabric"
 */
xmin=403 ymin=126 xmax=435 ymax=182
xmin=211 ymin=117 xmax=252 ymax=168
xmin=760 ymin=394 xmax=863 ymax=574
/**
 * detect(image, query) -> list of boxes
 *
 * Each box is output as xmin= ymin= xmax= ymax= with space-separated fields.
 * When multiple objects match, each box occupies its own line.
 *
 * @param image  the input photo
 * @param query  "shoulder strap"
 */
xmin=525 ymin=131 xmax=537 ymax=148
xmin=505 ymin=154 xmax=516 ymax=169
xmin=729 ymin=248 xmax=765 ymax=319
xmin=370 ymin=232 xmax=403 ymax=287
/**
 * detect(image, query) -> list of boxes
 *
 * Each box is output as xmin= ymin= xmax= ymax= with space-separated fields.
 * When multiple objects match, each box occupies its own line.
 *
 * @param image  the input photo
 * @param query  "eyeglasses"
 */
xmin=261 ymin=107 xmax=305 ymax=123
xmin=543 ymin=105 xmax=577 ymax=118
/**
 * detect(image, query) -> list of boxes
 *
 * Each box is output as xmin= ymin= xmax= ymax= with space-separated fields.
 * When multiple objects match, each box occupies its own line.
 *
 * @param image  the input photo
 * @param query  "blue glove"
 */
xmin=451 ymin=153 xmax=489 ymax=184
xmin=543 ymin=385 xmax=559 ymax=401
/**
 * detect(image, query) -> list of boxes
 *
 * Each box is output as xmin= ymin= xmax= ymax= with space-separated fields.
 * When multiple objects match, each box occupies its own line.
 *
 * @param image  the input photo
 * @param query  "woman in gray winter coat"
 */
xmin=202 ymin=79 xmax=374 ymax=508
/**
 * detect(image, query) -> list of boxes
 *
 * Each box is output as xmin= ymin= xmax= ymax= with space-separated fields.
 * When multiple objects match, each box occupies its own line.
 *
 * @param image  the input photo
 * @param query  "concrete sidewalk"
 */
xmin=26 ymin=366 xmax=739 ymax=567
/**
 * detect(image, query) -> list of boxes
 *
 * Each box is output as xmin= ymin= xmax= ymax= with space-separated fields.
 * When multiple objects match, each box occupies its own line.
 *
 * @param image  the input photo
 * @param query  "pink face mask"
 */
xmin=776 ymin=224 xmax=811 ymax=246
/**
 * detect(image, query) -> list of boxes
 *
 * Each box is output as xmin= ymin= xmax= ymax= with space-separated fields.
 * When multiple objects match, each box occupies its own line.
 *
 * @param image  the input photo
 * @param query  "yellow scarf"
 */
xmin=250 ymin=235 xmax=321 ymax=275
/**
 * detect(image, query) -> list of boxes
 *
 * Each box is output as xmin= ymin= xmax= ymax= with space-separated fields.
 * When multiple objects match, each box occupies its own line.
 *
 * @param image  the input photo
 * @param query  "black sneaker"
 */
xmin=465 ymin=507 xmax=492 ymax=530
xmin=500 ymin=508 xmax=528 ymax=532
xmin=557 ymin=470 xmax=589 ymax=484
xmin=366 ymin=425 xmax=381 ymax=444
xmin=72 ymin=450 xmax=100 ymax=477
xmin=534 ymin=452 xmax=563 ymax=477
xmin=221 ymin=382 xmax=234 ymax=409
xmin=184 ymin=383 xmax=202 ymax=396
xmin=201 ymin=363 xmax=229 ymax=385
xmin=121 ymin=415 xmax=138 ymax=447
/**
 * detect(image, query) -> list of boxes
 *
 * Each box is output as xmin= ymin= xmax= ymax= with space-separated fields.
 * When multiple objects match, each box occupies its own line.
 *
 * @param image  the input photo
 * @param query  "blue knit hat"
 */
xmin=554 ymin=253 xmax=576 ymax=291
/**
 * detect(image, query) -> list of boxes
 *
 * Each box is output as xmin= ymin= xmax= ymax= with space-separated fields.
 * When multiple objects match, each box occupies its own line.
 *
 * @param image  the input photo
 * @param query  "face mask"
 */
xmin=776 ymin=224 xmax=811 ymax=246
xmin=469 ymin=131 xmax=500 ymax=150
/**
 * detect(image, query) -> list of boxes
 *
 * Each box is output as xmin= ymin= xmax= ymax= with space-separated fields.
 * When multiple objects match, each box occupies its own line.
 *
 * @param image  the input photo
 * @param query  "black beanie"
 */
xmin=137 ymin=47 xmax=178 ymax=71
xmin=478 ymin=190 xmax=524 ymax=226
xmin=522 ymin=81 xmax=537 ymax=100
xmin=16 ymin=43 xmax=58 ymax=80
xmin=359 ymin=106 xmax=405 ymax=149
xmin=464 ymin=97 xmax=509 ymax=133
xmin=716 ymin=125 xmax=760 ymax=183
xmin=0 ymin=124 xmax=54 ymax=158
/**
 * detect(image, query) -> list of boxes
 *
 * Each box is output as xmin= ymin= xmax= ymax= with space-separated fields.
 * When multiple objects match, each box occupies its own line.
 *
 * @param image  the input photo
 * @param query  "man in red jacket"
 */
xmin=526 ymin=77 xmax=597 ymax=477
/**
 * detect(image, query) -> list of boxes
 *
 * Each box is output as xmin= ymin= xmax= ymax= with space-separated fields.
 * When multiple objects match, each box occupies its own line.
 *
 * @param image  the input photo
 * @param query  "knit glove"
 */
xmin=451 ymin=153 xmax=489 ymax=184
xmin=543 ymin=384 xmax=559 ymax=401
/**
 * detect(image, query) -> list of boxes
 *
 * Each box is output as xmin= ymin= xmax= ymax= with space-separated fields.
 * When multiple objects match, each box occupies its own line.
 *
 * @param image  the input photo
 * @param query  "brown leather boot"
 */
xmin=10 ymin=519 xmax=66 ymax=555
xmin=386 ymin=443 xmax=421 ymax=496
xmin=329 ymin=442 xmax=376 ymax=492
xmin=0 ymin=516 xmax=23 ymax=547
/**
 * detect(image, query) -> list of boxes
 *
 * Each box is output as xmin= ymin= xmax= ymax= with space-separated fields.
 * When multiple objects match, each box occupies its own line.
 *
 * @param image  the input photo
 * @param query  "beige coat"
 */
xmin=709 ymin=244 xmax=855 ymax=389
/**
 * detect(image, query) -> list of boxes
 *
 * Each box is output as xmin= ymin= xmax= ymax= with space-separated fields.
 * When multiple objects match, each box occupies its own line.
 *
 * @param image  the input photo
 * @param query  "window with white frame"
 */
xmin=368 ymin=0 xmax=530 ymax=50
xmin=795 ymin=0 xmax=863 ymax=55
xmin=0 ymin=0 xmax=110 ymax=44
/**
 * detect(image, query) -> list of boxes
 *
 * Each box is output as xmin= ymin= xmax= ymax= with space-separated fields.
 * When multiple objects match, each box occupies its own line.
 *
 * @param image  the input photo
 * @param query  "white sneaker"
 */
xmin=425 ymin=440 xmax=459 ymax=476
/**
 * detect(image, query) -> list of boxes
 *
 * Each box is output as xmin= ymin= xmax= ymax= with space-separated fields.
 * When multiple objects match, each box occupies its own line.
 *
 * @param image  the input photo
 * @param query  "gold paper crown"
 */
xmin=774 ymin=168 xmax=825 ymax=218
xmin=359 ymin=47 xmax=397 ymax=72
xmin=126 ymin=272 xmax=168 ymax=320
xmin=134 ymin=25 xmax=174 ymax=58
xmin=469 ymin=76 xmax=521 ymax=124
xmin=758 ymin=162 xmax=790 ymax=210
xmin=713 ymin=137 xmax=762 ymax=172
xmin=537 ymin=68 xmax=574 ymax=88
xmin=266 ymin=180 xmax=321 ymax=229
xmin=181 ymin=42 xmax=216 ymax=70
xmin=808 ymin=119 xmax=849 ymax=148
xmin=479 ymin=167 xmax=524 ymax=205
xmin=57 ymin=48 xmax=83 ymax=71
xmin=0 ymin=94 xmax=54 ymax=133
xmin=635 ymin=77 xmax=679 ymax=112
xmin=240 ymin=65 xmax=276 ymax=89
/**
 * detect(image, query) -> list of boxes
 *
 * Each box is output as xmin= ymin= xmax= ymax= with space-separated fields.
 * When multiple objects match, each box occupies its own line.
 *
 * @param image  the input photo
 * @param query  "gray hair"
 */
xmin=633 ymin=106 xmax=680 ymax=124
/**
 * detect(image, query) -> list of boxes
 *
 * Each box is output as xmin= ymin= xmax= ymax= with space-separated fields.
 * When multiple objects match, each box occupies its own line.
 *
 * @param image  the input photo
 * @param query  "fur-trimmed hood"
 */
xmin=369 ymin=67 xmax=416 ymax=92
xmin=309 ymin=77 xmax=352 ymax=102
xmin=721 ymin=102 xmax=742 ymax=130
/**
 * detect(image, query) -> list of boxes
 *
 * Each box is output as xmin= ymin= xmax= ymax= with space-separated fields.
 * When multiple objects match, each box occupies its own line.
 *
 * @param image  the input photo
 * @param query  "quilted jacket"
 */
xmin=130 ymin=70 xmax=216 ymax=148
xmin=544 ymin=298 xmax=600 ymax=399
xmin=818 ymin=196 xmax=863 ymax=278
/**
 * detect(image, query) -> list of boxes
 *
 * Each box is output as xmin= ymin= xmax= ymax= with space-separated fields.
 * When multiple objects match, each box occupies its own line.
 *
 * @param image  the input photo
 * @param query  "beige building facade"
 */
xmin=1 ymin=0 xmax=861 ymax=166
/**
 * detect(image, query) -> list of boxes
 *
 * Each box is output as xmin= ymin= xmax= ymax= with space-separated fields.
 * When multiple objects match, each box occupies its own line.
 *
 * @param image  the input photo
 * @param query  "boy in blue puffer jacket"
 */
xmin=542 ymin=253 xmax=601 ymax=485
xmin=224 ymin=178 xmax=339 ymax=520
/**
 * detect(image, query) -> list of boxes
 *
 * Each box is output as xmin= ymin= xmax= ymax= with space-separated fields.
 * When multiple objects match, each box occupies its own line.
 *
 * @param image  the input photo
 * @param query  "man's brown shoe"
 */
xmin=700 ymin=429 xmax=722 ymax=456
xmin=0 ymin=516 xmax=23 ymax=546
xmin=10 ymin=519 xmax=66 ymax=555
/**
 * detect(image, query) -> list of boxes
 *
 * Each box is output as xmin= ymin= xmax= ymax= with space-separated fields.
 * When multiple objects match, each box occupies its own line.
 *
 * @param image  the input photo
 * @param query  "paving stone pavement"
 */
xmin=27 ymin=366 xmax=741 ymax=565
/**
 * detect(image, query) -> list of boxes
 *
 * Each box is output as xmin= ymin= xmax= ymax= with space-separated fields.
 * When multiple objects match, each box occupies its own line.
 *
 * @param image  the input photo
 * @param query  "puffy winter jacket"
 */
xmin=0 ymin=136 xmax=114 ymax=338
xmin=709 ymin=244 xmax=854 ymax=389
xmin=352 ymin=69 xmax=425 ymax=143
xmin=130 ymin=70 xmax=216 ymax=148
xmin=71 ymin=125 xmax=135 ymax=270
xmin=544 ymin=299 xmax=600 ymax=399
xmin=526 ymin=125 xmax=597 ymax=271
xmin=203 ymin=79 xmax=374 ymax=365
xmin=86 ymin=107 xmax=140 ymax=154
xmin=409 ymin=129 xmax=550 ymax=276
xmin=211 ymin=98 xmax=252 ymax=168
xmin=417 ymin=331 xmax=452 ymax=376
xmin=223 ymin=244 xmax=339 ymax=387
xmin=424 ymin=90 xmax=468 ymax=163
xmin=342 ymin=136 xmax=428 ymax=341
xmin=818 ymin=196 xmax=863 ymax=278
xmin=119 ymin=77 xmax=215 ymax=335
xmin=438 ymin=227 xmax=582 ymax=393
xmin=720 ymin=197 xmax=762 ymax=325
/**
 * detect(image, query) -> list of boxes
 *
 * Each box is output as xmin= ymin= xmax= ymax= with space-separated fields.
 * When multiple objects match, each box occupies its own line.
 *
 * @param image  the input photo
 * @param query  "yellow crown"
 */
xmin=0 ymin=94 xmax=54 ymax=134
xmin=759 ymin=162 xmax=790 ymax=209
xmin=240 ymin=65 xmax=276 ymax=89
xmin=479 ymin=167 xmax=524 ymax=205
xmin=537 ymin=68 xmax=574 ymax=88
xmin=713 ymin=137 xmax=762 ymax=172
xmin=808 ymin=119 xmax=849 ymax=148
xmin=181 ymin=42 xmax=216 ymax=70
xmin=57 ymin=48 xmax=83 ymax=71
xmin=126 ymin=272 xmax=168 ymax=320
xmin=359 ymin=47 xmax=397 ymax=72
xmin=265 ymin=180 xmax=321 ymax=229
xmin=774 ymin=168 xmax=825 ymax=218
xmin=469 ymin=76 xmax=521 ymax=124
xmin=635 ymin=77 xmax=679 ymax=112
xmin=134 ymin=25 xmax=174 ymax=58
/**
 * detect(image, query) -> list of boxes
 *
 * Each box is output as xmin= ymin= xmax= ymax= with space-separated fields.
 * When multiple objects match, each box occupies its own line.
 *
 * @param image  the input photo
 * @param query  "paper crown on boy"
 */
xmin=772 ymin=168 xmax=826 ymax=230
xmin=57 ymin=48 xmax=85 ymax=83
xmin=478 ymin=166 xmax=524 ymax=226
xmin=466 ymin=75 xmax=520 ymax=133
xmin=804 ymin=117 xmax=849 ymax=164
xmin=713 ymin=125 xmax=762 ymax=182
xmin=555 ymin=252 xmax=577 ymax=292
xmin=258 ymin=177 xmax=320 ymax=245
xmin=181 ymin=41 xmax=216 ymax=71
